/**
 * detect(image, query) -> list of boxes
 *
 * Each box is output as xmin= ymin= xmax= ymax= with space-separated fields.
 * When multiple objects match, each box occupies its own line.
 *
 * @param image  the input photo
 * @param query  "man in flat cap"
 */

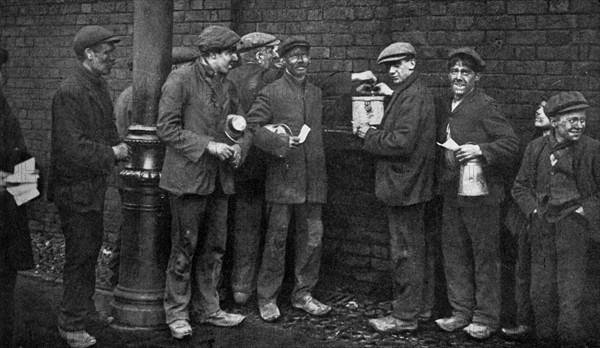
xmin=157 ymin=25 xmax=246 ymax=339
xmin=107 ymin=47 xmax=201 ymax=289
xmin=245 ymin=36 xmax=357 ymax=322
xmin=512 ymin=91 xmax=599 ymax=346
xmin=354 ymin=42 xmax=436 ymax=333
xmin=434 ymin=47 xmax=519 ymax=339
xmin=49 ymin=25 xmax=130 ymax=348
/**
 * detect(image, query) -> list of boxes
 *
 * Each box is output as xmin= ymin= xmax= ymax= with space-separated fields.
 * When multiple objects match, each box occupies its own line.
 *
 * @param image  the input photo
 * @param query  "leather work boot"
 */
xmin=168 ymin=319 xmax=192 ymax=339
xmin=202 ymin=309 xmax=245 ymax=327
xmin=259 ymin=302 xmax=281 ymax=322
xmin=463 ymin=322 xmax=496 ymax=339
xmin=501 ymin=325 xmax=533 ymax=340
xmin=368 ymin=315 xmax=418 ymax=333
xmin=435 ymin=316 xmax=470 ymax=332
xmin=58 ymin=326 xmax=97 ymax=348
xmin=292 ymin=294 xmax=331 ymax=316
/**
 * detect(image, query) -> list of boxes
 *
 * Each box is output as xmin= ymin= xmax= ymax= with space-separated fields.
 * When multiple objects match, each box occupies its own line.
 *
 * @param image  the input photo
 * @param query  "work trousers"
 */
xmin=530 ymin=213 xmax=589 ymax=344
xmin=515 ymin=225 xmax=533 ymax=327
xmin=231 ymin=180 xmax=265 ymax=296
xmin=441 ymin=201 xmax=501 ymax=329
xmin=257 ymin=203 xmax=323 ymax=306
xmin=164 ymin=192 xmax=228 ymax=324
xmin=57 ymin=207 xmax=104 ymax=331
xmin=0 ymin=269 xmax=17 ymax=348
xmin=387 ymin=203 xmax=435 ymax=323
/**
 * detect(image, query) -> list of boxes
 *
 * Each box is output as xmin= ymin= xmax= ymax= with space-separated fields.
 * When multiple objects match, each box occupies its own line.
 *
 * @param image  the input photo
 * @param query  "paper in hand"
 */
xmin=437 ymin=138 xmax=460 ymax=151
xmin=297 ymin=124 xmax=311 ymax=144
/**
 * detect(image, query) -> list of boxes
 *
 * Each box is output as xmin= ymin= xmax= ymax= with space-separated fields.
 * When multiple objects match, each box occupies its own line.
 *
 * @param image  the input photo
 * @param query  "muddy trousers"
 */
xmin=56 ymin=207 xmax=104 ymax=331
xmin=441 ymin=202 xmax=501 ymax=329
xmin=164 ymin=192 xmax=229 ymax=324
xmin=530 ymin=213 xmax=589 ymax=345
xmin=257 ymin=203 xmax=323 ymax=306
xmin=387 ymin=203 xmax=435 ymax=323
xmin=231 ymin=180 xmax=265 ymax=296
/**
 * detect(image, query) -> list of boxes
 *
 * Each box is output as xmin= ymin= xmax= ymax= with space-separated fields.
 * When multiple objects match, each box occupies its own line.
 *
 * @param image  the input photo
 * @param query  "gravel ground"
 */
xmin=29 ymin=231 xmax=540 ymax=347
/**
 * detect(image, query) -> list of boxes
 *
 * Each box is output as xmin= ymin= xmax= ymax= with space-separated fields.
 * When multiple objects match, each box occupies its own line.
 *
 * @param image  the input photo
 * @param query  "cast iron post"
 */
xmin=111 ymin=0 xmax=173 ymax=329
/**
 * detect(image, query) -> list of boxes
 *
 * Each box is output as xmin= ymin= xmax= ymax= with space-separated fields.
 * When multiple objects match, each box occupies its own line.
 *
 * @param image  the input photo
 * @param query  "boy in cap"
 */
xmin=49 ymin=25 xmax=130 ymax=348
xmin=157 ymin=25 xmax=246 ymax=339
xmin=354 ymin=42 xmax=436 ymax=333
xmin=435 ymin=47 xmax=519 ymax=339
xmin=512 ymin=91 xmax=600 ymax=346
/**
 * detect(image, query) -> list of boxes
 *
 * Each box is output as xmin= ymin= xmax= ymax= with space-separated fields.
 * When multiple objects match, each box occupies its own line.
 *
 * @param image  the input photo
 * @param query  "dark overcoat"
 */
xmin=512 ymin=134 xmax=600 ymax=241
xmin=436 ymin=88 xmax=519 ymax=206
xmin=362 ymin=72 xmax=436 ymax=206
xmin=246 ymin=73 xmax=326 ymax=204
xmin=49 ymin=65 xmax=120 ymax=212
xmin=0 ymin=92 xmax=34 ymax=272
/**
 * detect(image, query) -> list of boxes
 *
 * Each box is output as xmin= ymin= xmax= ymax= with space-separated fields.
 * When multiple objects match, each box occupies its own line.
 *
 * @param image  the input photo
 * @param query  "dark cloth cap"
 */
xmin=278 ymin=36 xmax=310 ymax=57
xmin=545 ymin=91 xmax=589 ymax=118
xmin=73 ymin=25 xmax=120 ymax=56
xmin=238 ymin=32 xmax=280 ymax=53
xmin=448 ymin=47 xmax=486 ymax=71
xmin=197 ymin=26 xmax=240 ymax=53
xmin=377 ymin=42 xmax=416 ymax=64
xmin=172 ymin=47 xmax=200 ymax=65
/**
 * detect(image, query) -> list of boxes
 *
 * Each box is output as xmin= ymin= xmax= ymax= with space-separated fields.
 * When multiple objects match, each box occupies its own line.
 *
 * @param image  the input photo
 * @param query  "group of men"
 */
xmin=10 ymin=22 xmax=593 ymax=348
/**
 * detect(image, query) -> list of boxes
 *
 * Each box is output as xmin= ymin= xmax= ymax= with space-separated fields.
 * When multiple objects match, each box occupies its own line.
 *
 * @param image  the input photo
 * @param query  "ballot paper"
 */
xmin=437 ymin=138 xmax=460 ymax=151
xmin=3 ymin=157 xmax=40 ymax=206
xmin=297 ymin=124 xmax=311 ymax=144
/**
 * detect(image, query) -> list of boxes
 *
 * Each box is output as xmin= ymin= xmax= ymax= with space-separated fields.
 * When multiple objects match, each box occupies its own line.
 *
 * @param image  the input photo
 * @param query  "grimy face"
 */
xmin=552 ymin=110 xmax=586 ymax=143
xmin=212 ymin=48 xmax=238 ymax=74
xmin=283 ymin=46 xmax=310 ymax=80
xmin=448 ymin=60 xmax=479 ymax=100
xmin=87 ymin=42 xmax=116 ymax=76
xmin=388 ymin=58 xmax=415 ymax=84
xmin=534 ymin=100 xmax=551 ymax=129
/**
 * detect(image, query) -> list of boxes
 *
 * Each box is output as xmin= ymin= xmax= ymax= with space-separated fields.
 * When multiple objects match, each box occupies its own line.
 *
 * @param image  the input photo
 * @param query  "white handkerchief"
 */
xmin=437 ymin=138 xmax=460 ymax=151
xmin=297 ymin=124 xmax=311 ymax=144
xmin=7 ymin=183 xmax=40 ymax=206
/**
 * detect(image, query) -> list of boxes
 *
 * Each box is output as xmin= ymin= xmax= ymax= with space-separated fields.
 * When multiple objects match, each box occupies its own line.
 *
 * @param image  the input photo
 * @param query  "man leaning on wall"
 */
xmin=49 ymin=25 xmax=130 ymax=348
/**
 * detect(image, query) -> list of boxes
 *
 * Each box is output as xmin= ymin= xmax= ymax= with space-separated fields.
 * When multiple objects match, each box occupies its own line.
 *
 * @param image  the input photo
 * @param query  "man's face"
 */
xmin=257 ymin=46 xmax=277 ymax=69
xmin=448 ymin=60 xmax=480 ymax=100
xmin=388 ymin=58 xmax=415 ymax=84
xmin=87 ymin=42 xmax=116 ymax=76
xmin=212 ymin=48 xmax=238 ymax=74
xmin=553 ymin=110 xmax=586 ymax=143
xmin=283 ymin=46 xmax=310 ymax=80
xmin=534 ymin=100 xmax=551 ymax=129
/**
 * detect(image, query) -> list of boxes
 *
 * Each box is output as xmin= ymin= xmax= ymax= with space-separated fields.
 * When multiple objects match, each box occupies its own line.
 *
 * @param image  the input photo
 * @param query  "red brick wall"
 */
xmin=1 ymin=0 xmax=598 ymax=295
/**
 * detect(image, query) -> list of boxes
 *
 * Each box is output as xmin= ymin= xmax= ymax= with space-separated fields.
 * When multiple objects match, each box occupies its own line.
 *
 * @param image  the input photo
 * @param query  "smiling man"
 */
xmin=157 ymin=25 xmax=247 ymax=339
xmin=50 ymin=25 xmax=130 ymax=348
xmin=512 ymin=92 xmax=599 ymax=346
xmin=355 ymin=42 xmax=436 ymax=333
xmin=435 ymin=47 xmax=519 ymax=340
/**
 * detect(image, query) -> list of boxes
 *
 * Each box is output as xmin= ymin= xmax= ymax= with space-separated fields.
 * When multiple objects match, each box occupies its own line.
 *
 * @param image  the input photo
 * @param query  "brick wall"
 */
xmin=1 ymin=0 xmax=598 ymax=296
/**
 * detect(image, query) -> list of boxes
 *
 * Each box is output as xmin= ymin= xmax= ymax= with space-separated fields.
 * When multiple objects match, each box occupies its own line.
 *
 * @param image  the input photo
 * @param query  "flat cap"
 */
xmin=172 ymin=46 xmax=200 ymax=65
xmin=197 ymin=25 xmax=240 ymax=53
xmin=278 ymin=36 xmax=310 ymax=57
xmin=377 ymin=42 xmax=416 ymax=64
xmin=73 ymin=25 xmax=120 ymax=56
xmin=545 ymin=91 xmax=589 ymax=118
xmin=448 ymin=47 xmax=486 ymax=71
xmin=238 ymin=32 xmax=280 ymax=53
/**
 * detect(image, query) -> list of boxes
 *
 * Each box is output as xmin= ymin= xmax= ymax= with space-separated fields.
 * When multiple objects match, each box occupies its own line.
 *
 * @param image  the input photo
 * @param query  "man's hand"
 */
xmin=375 ymin=82 xmax=393 ymax=96
xmin=288 ymin=135 xmax=301 ymax=148
xmin=356 ymin=125 xmax=372 ymax=139
xmin=207 ymin=141 xmax=234 ymax=161
xmin=112 ymin=143 xmax=131 ymax=161
xmin=351 ymin=70 xmax=377 ymax=83
xmin=230 ymin=144 xmax=242 ymax=168
xmin=455 ymin=144 xmax=482 ymax=163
